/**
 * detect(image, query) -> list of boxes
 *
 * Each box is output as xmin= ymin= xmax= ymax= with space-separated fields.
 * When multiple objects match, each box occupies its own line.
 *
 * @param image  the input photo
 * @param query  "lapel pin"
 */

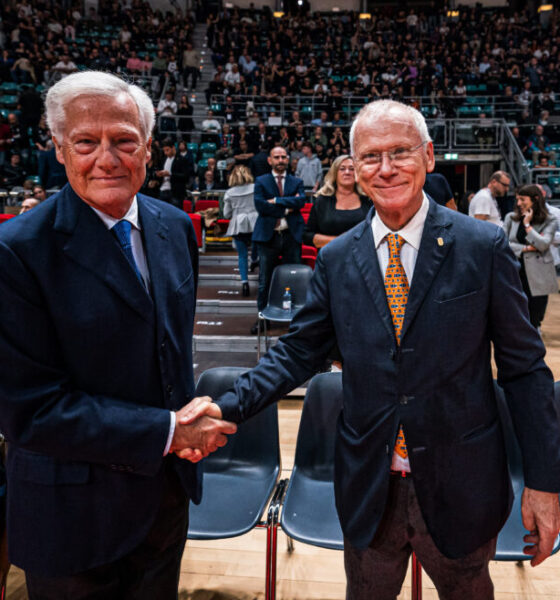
xmin=437 ymin=237 xmax=444 ymax=247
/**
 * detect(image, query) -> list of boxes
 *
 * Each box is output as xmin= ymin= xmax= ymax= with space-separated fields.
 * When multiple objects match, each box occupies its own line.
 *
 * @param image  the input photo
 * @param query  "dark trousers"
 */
xmin=344 ymin=476 xmax=496 ymax=600
xmin=256 ymin=230 xmax=301 ymax=311
xmin=183 ymin=66 xmax=199 ymax=89
xmin=519 ymin=262 xmax=549 ymax=328
xmin=26 ymin=464 xmax=189 ymax=600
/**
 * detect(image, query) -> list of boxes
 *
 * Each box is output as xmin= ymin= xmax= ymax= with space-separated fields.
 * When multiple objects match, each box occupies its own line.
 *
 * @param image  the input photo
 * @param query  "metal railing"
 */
xmin=209 ymin=93 xmax=557 ymax=126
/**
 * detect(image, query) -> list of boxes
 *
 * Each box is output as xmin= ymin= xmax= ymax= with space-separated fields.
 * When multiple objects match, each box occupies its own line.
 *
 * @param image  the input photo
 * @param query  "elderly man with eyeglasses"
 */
xmin=181 ymin=99 xmax=560 ymax=600
xmin=469 ymin=170 xmax=511 ymax=226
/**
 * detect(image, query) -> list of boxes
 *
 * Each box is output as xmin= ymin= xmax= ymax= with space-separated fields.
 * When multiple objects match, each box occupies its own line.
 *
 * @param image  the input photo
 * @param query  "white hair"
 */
xmin=349 ymin=99 xmax=432 ymax=156
xmin=46 ymin=71 xmax=155 ymax=141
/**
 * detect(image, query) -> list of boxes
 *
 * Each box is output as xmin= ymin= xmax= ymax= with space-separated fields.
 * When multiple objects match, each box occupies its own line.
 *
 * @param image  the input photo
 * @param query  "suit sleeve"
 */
xmin=275 ymin=177 xmax=306 ymax=209
xmin=526 ymin=216 xmax=558 ymax=252
xmin=0 ymin=240 xmax=171 ymax=477
xmin=503 ymin=213 xmax=524 ymax=257
xmin=489 ymin=227 xmax=560 ymax=492
xmin=254 ymin=178 xmax=288 ymax=217
xmin=216 ymin=251 xmax=337 ymax=423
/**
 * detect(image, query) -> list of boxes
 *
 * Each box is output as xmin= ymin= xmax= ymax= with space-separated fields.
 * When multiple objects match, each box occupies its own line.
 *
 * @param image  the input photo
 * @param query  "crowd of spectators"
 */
xmin=201 ymin=3 xmax=560 ymax=182
xmin=3 ymin=1 xmax=560 ymax=202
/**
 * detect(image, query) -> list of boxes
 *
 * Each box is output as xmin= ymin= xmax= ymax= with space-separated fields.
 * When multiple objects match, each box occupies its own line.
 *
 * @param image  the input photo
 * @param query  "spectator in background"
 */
xmin=19 ymin=197 xmax=40 ymax=214
xmin=222 ymin=165 xmax=258 ymax=297
xmin=157 ymin=91 xmax=178 ymax=137
xmin=182 ymin=42 xmax=201 ymax=90
xmin=303 ymin=155 xmax=372 ymax=249
xmin=469 ymin=171 xmax=511 ymax=226
xmin=251 ymin=146 xmax=306 ymax=334
xmin=2 ymin=153 xmax=26 ymax=187
xmin=176 ymin=95 xmax=194 ymax=135
xmin=527 ymin=125 xmax=556 ymax=165
xmin=424 ymin=172 xmax=457 ymax=210
xmin=296 ymin=142 xmax=322 ymax=193
xmin=32 ymin=185 xmax=47 ymax=202
xmin=503 ymin=185 xmax=558 ymax=329
xmin=249 ymin=143 xmax=271 ymax=178
xmin=156 ymin=138 xmax=193 ymax=208
xmin=51 ymin=54 xmax=78 ymax=79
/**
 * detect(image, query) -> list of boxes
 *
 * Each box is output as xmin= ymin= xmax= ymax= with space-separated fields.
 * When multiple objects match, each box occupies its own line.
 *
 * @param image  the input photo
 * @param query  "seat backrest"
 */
xmin=195 ymin=367 xmax=279 ymax=474
xmin=195 ymin=199 xmax=219 ymax=211
xmin=493 ymin=380 xmax=523 ymax=480
xmin=267 ymin=264 xmax=313 ymax=310
xmin=294 ymin=372 xmax=343 ymax=480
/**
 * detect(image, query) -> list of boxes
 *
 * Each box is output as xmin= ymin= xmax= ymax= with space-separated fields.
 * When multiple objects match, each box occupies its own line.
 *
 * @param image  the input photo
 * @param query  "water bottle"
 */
xmin=282 ymin=287 xmax=292 ymax=311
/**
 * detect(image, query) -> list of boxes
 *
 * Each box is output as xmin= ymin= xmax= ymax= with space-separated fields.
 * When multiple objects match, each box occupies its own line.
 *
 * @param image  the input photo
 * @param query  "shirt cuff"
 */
xmin=163 ymin=411 xmax=176 ymax=456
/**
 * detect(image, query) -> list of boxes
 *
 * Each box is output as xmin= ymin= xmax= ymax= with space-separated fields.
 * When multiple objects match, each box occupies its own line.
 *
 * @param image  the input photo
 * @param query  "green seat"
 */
xmin=0 ymin=96 xmax=19 ymax=108
xmin=200 ymin=142 xmax=217 ymax=154
xmin=27 ymin=175 xmax=41 ymax=185
xmin=0 ymin=83 xmax=18 ymax=92
xmin=201 ymin=151 xmax=215 ymax=159
xmin=197 ymin=158 xmax=209 ymax=169
xmin=548 ymin=176 xmax=560 ymax=193
xmin=187 ymin=143 xmax=199 ymax=154
xmin=210 ymin=103 xmax=222 ymax=113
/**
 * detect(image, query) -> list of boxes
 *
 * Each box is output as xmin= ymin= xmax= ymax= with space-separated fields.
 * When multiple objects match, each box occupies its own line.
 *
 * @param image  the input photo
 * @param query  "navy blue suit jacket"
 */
xmin=217 ymin=200 xmax=560 ymax=558
xmin=0 ymin=185 xmax=200 ymax=576
xmin=252 ymin=172 xmax=306 ymax=243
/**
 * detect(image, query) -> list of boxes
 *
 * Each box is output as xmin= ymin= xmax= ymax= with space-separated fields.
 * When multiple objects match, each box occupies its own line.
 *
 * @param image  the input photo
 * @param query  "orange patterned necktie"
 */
xmin=384 ymin=233 xmax=409 ymax=460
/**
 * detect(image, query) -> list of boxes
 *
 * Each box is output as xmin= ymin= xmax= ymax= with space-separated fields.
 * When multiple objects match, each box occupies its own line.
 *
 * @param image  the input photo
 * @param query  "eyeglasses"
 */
xmin=356 ymin=141 xmax=428 ymax=167
xmin=496 ymin=179 xmax=510 ymax=188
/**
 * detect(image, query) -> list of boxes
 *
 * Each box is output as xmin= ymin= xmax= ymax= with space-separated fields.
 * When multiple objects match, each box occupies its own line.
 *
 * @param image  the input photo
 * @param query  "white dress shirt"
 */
xmin=160 ymin=156 xmax=174 ymax=192
xmin=91 ymin=198 xmax=175 ymax=455
xmin=272 ymin=170 xmax=288 ymax=231
xmin=371 ymin=192 xmax=430 ymax=471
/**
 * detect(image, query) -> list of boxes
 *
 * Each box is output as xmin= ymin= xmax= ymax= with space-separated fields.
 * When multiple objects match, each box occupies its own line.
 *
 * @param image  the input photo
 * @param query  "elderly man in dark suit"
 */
xmin=181 ymin=100 xmax=560 ymax=599
xmin=0 ymin=71 xmax=236 ymax=600
xmin=250 ymin=145 xmax=306 ymax=334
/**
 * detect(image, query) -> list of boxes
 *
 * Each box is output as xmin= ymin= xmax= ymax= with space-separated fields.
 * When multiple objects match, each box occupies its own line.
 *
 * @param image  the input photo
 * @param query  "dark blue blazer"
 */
xmin=252 ymin=172 xmax=306 ymax=243
xmin=0 ymin=185 xmax=200 ymax=576
xmin=217 ymin=200 xmax=560 ymax=558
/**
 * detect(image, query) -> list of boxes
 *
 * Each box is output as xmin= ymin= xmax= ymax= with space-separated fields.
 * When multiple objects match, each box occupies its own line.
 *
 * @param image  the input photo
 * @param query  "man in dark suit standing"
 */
xmin=250 ymin=145 xmax=306 ymax=334
xmin=0 ymin=71 xmax=236 ymax=600
xmin=157 ymin=137 xmax=194 ymax=208
xmin=182 ymin=100 xmax=560 ymax=598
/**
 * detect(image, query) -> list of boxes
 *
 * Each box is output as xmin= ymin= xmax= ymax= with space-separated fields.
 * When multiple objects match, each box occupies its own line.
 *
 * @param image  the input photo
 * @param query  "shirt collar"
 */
xmin=90 ymin=196 xmax=141 ymax=231
xmin=272 ymin=170 xmax=285 ymax=179
xmin=372 ymin=192 xmax=429 ymax=251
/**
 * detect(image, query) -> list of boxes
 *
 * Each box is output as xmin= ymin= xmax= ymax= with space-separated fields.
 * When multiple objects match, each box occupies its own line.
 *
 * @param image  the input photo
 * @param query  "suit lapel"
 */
xmin=400 ymin=201 xmax=454 ymax=340
xmin=55 ymin=186 xmax=154 ymax=321
xmin=137 ymin=196 xmax=170 ymax=337
xmin=351 ymin=213 xmax=396 ymax=341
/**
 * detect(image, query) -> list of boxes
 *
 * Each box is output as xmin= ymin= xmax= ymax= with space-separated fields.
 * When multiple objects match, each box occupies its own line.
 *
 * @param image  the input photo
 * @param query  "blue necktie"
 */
xmin=112 ymin=220 xmax=144 ymax=286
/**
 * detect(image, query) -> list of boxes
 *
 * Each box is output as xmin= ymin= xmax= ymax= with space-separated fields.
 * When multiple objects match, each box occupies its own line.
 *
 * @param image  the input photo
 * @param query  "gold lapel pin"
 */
xmin=437 ymin=237 xmax=444 ymax=247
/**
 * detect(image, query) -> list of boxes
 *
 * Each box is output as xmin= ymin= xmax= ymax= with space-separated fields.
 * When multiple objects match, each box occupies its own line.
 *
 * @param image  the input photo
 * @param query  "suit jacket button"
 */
xmin=166 ymin=384 xmax=173 ymax=394
xmin=400 ymin=395 xmax=408 ymax=405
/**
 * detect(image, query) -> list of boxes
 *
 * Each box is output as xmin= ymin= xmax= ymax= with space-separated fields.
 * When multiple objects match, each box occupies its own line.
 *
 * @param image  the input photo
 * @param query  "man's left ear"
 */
xmin=425 ymin=141 xmax=435 ymax=173
xmin=145 ymin=136 xmax=152 ymax=162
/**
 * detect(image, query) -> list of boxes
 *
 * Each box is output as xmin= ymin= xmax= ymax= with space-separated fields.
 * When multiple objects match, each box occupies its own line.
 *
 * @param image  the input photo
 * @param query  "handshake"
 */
xmin=169 ymin=396 xmax=237 ymax=462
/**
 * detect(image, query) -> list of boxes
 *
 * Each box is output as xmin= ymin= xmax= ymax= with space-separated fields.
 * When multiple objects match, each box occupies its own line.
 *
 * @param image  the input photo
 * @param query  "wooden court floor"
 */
xmin=7 ymin=295 xmax=560 ymax=599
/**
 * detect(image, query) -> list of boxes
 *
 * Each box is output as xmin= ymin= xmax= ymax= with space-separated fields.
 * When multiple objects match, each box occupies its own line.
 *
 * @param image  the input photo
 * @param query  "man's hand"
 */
xmin=521 ymin=487 xmax=560 ymax=566
xmin=169 ymin=397 xmax=237 ymax=463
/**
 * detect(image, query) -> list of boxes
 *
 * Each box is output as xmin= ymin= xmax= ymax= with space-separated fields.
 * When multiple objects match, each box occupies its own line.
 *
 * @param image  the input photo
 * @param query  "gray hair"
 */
xmin=46 ymin=71 xmax=155 ymax=141
xmin=349 ymin=100 xmax=432 ymax=156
